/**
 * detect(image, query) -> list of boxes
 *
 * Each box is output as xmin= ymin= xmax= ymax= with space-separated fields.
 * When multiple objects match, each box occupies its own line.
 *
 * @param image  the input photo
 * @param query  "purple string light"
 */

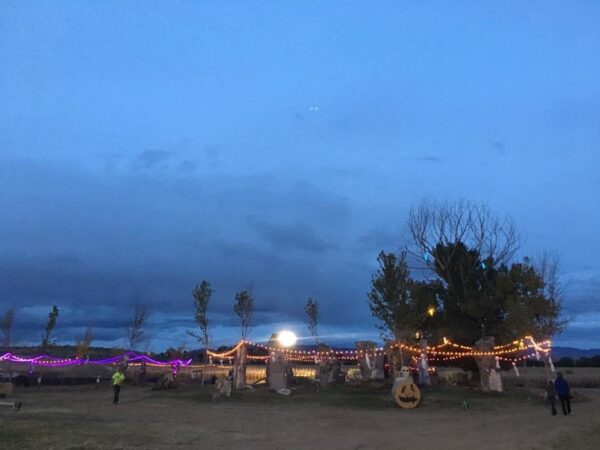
xmin=0 ymin=352 xmax=191 ymax=368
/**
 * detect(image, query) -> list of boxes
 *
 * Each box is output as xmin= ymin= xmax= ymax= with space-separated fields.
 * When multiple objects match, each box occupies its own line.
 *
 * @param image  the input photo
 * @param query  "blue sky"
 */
xmin=1 ymin=1 xmax=599 ymax=350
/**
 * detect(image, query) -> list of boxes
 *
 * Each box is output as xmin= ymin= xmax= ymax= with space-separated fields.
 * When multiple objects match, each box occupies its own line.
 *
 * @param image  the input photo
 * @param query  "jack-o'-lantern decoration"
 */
xmin=393 ymin=379 xmax=421 ymax=408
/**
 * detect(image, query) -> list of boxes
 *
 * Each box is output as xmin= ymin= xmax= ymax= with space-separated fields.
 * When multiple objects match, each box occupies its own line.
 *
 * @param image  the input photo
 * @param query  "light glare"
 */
xmin=277 ymin=330 xmax=297 ymax=347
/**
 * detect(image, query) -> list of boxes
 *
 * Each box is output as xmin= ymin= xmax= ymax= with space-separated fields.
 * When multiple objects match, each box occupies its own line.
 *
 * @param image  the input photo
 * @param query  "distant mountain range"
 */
xmin=551 ymin=347 xmax=600 ymax=359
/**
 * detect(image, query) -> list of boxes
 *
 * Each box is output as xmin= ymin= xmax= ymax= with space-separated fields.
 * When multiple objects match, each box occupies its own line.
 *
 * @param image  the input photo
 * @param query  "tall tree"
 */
xmin=125 ymin=304 xmax=148 ymax=351
xmin=187 ymin=281 xmax=213 ymax=363
xmin=368 ymin=251 xmax=413 ymax=342
xmin=233 ymin=290 xmax=254 ymax=340
xmin=0 ymin=308 xmax=15 ymax=348
xmin=501 ymin=257 xmax=566 ymax=341
xmin=304 ymin=298 xmax=320 ymax=345
xmin=407 ymin=199 xmax=564 ymax=344
xmin=41 ymin=305 xmax=59 ymax=351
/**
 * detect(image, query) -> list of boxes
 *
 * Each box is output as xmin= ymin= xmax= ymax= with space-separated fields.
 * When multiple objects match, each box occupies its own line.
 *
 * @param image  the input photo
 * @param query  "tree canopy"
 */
xmin=370 ymin=200 xmax=565 ymax=346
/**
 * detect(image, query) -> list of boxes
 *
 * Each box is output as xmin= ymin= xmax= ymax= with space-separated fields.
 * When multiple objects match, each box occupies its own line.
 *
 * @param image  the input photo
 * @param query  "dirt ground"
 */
xmin=1 ymin=383 xmax=599 ymax=450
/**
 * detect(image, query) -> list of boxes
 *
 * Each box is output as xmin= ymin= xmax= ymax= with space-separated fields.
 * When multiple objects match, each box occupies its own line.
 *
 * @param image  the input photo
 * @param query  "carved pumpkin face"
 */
xmin=394 ymin=380 xmax=421 ymax=409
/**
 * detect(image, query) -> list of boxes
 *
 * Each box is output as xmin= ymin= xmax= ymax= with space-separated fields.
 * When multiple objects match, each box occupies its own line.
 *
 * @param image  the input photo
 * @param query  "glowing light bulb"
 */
xmin=277 ymin=330 xmax=298 ymax=347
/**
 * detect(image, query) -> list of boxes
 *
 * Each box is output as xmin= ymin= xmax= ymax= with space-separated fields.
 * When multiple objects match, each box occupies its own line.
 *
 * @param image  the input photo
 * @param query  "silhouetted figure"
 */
xmin=545 ymin=379 xmax=557 ymax=415
xmin=554 ymin=372 xmax=571 ymax=415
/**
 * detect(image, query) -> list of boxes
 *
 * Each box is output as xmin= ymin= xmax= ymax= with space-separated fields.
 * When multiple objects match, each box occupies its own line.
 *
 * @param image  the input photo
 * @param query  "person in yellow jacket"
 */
xmin=112 ymin=368 xmax=125 ymax=405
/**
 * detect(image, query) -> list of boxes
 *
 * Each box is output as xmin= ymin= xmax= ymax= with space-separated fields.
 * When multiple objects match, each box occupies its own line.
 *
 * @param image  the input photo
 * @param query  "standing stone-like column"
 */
xmin=266 ymin=334 xmax=291 ymax=391
xmin=417 ymin=339 xmax=432 ymax=386
xmin=317 ymin=345 xmax=343 ymax=387
xmin=355 ymin=341 xmax=384 ymax=380
xmin=233 ymin=342 xmax=247 ymax=390
xmin=474 ymin=336 xmax=503 ymax=393
xmin=385 ymin=341 xmax=405 ymax=380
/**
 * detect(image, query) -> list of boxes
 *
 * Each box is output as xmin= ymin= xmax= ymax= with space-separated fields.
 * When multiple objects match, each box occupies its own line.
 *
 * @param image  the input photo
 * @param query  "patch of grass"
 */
xmin=162 ymin=382 xmax=537 ymax=411
xmin=551 ymin=423 xmax=600 ymax=450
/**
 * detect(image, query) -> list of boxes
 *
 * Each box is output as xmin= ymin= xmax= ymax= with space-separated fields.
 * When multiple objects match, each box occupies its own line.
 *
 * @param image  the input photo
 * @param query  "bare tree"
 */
xmin=187 ymin=281 xmax=213 ymax=363
xmin=233 ymin=290 xmax=254 ymax=340
xmin=41 ymin=305 xmax=59 ymax=351
xmin=408 ymin=198 xmax=520 ymax=282
xmin=76 ymin=325 xmax=94 ymax=358
xmin=534 ymin=252 xmax=568 ymax=338
xmin=0 ymin=308 xmax=15 ymax=348
xmin=125 ymin=304 xmax=148 ymax=351
xmin=408 ymin=199 xmax=520 ymax=294
xmin=304 ymin=298 xmax=320 ymax=345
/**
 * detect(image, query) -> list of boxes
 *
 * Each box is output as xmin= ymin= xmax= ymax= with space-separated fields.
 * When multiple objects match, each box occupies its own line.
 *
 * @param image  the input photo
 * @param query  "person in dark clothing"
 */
xmin=545 ymin=379 xmax=557 ymax=415
xmin=554 ymin=372 xmax=571 ymax=415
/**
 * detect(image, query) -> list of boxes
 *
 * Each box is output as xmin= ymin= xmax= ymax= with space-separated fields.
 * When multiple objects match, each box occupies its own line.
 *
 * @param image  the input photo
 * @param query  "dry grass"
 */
xmin=503 ymin=367 xmax=600 ymax=388
xmin=1 ymin=383 xmax=599 ymax=449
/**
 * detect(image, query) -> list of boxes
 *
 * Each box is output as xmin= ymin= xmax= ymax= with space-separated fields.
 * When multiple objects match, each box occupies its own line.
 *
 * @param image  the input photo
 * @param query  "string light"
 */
xmin=1 ymin=335 xmax=551 ymax=371
xmin=0 ymin=352 xmax=192 ymax=368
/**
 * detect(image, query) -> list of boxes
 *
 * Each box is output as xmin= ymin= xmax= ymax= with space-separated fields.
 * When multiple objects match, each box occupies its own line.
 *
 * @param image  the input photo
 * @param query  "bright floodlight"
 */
xmin=277 ymin=330 xmax=297 ymax=347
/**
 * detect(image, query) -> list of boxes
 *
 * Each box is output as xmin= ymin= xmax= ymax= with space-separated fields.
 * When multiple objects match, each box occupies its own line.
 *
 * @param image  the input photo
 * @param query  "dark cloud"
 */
xmin=177 ymin=159 xmax=199 ymax=173
xmin=492 ymin=141 xmax=506 ymax=155
xmin=131 ymin=150 xmax=175 ymax=170
xmin=403 ymin=156 xmax=442 ymax=163
xmin=556 ymin=319 xmax=600 ymax=348
xmin=357 ymin=228 xmax=402 ymax=254
xmin=0 ymin=158 xmax=368 ymax=347
xmin=249 ymin=220 xmax=337 ymax=253
xmin=1 ymin=156 xmax=598 ymax=349
xmin=563 ymin=275 xmax=600 ymax=314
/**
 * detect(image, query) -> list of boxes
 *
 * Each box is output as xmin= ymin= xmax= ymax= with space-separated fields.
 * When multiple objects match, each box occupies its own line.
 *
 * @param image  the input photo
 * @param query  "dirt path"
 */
xmin=1 ymin=386 xmax=599 ymax=449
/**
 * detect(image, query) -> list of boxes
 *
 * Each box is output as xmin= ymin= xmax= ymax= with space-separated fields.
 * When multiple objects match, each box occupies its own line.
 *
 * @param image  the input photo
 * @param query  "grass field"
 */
xmin=1 ymin=380 xmax=599 ymax=450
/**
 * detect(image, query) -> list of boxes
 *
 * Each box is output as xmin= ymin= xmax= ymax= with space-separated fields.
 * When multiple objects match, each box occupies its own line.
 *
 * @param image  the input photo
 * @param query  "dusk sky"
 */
xmin=1 ymin=2 xmax=599 ymax=351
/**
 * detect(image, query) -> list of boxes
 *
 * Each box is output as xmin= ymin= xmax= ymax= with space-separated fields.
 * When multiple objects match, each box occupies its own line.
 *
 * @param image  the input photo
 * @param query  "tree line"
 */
xmin=1 ymin=199 xmax=567 ymax=359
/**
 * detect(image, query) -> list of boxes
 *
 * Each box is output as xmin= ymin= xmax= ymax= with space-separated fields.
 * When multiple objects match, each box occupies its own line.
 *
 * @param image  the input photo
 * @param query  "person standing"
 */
xmin=545 ymin=379 xmax=557 ymax=415
xmin=112 ymin=368 xmax=125 ymax=405
xmin=554 ymin=372 xmax=571 ymax=415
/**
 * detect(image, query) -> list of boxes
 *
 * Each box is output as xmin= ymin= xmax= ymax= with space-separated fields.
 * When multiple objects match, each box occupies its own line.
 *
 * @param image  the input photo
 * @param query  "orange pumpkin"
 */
xmin=393 ymin=380 xmax=421 ymax=408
